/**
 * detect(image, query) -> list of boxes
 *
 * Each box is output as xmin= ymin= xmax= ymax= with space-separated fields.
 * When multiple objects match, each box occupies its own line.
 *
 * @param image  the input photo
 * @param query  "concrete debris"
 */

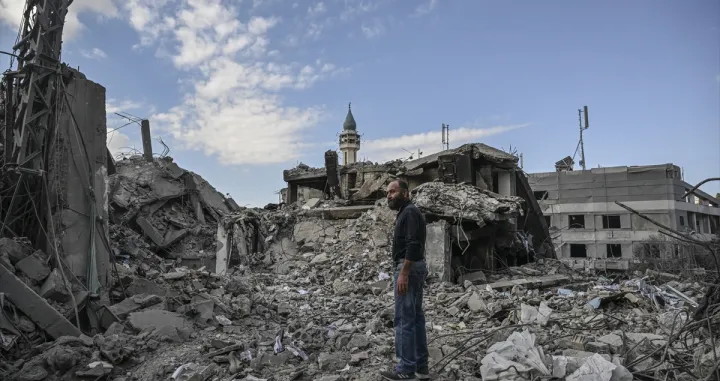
xmin=2 ymin=155 xmax=719 ymax=381
xmin=412 ymin=182 xmax=524 ymax=225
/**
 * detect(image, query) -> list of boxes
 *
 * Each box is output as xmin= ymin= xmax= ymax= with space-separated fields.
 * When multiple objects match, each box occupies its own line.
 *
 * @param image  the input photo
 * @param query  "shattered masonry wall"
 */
xmin=48 ymin=76 xmax=110 ymax=288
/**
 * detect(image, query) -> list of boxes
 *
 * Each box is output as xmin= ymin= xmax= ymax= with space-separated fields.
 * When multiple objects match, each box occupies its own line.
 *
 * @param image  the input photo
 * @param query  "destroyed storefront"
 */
xmin=282 ymin=143 xmax=552 ymax=280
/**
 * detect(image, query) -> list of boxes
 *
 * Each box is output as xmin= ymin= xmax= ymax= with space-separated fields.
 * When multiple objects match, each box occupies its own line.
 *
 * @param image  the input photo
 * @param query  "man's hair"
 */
xmin=394 ymin=179 xmax=409 ymax=193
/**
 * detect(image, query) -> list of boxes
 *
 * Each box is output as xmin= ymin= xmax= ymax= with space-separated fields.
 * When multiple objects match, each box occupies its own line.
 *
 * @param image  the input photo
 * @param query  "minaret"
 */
xmin=338 ymin=102 xmax=360 ymax=165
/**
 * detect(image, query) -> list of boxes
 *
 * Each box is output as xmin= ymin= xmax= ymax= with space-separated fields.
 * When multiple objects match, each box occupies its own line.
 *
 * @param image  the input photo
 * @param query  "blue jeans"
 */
xmin=394 ymin=261 xmax=429 ymax=374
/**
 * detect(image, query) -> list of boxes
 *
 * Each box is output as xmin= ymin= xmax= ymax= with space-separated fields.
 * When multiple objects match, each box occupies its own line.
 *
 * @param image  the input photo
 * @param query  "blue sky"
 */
xmin=1 ymin=0 xmax=718 ymax=206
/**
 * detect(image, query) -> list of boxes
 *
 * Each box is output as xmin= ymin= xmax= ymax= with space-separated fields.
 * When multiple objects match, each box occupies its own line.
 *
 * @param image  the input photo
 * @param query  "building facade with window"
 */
xmin=528 ymin=164 xmax=720 ymax=269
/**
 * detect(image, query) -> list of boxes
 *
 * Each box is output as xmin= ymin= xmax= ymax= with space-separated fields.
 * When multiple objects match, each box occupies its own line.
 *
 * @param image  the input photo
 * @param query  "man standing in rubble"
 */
xmin=381 ymin=180 xmax=429 ymax=380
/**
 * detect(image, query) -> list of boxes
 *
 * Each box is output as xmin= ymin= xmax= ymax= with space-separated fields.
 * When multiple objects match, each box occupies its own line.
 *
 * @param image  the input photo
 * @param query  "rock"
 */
xmin=332 ymin=279 xmax=356 ymax=296
xmin=226 ymin=277 xmax=251 ymax=295
xmin=369 ymin=280 xmax=390 ymax=295
xmin=45 ymin=346 xmax=79 ymax=371
xmin=162 ymin=271 xmax=186 ymax=280
xmin=39 ymin=268 xmax=71 ymax=302
xmin=428 ymin=346 xmax=443 ymax=363
xmin=347 ymin=334 xmax=370 ymax=350
xmin=278 ymin=302 xmax=292 ymax=316
xmin=310 ymin=252 xmax=330 ymax=264
xmin=15 ymin=363 xmax=48 ymax=381
xmin=350 ymin=350 xmax=369 ymax=364
xmin=293 ymin=221 xmax=323 ymax=244
xmin=151 ymin=325 xmax=186 ymax=343
xmin=318 ymin=352 xmax=349 ymax=371
xmin=598 ymin=333 xmax=623 ymax=350
xmin=75 ymin=361 xmax=113 ymax=378
xmin=0 ymin=237 xmax=32 ymax=265
xmin=14 ymin=254 xmax=50 ymax=281
xmin=446 ymin=306 xmax=460 ymax=316
xmin=108 ymin=296 xmax=146 ymax=319
xmin=467 ymin=292 xmax=487 ymax=313
xmin=105 ymin=322 xmax=125 ymax=336
xmin=233 ymin=295 xmax=252 ymax=317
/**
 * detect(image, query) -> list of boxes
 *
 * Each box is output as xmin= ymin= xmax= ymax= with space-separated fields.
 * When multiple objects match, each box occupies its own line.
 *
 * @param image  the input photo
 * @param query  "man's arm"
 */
xmin=400 ymin=209 xmax=423 ymax=274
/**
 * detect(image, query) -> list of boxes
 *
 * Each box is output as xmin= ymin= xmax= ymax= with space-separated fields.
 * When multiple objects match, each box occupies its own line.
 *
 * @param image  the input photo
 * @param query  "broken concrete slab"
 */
xmin=477 ymin=275 xmax=570 ymax=291
xmin=302 ymin=205 xmax=375 ymax=220
xmin=136 ymin=217 xmax=164 ymax=246
xmin=302 ymin=198 xmax=321 ymax=210
xmin=351 ymin=173 xmax=390 ymax=201
xmin=127 ymin=310 xmax=190 ymax=331
xmin=15 ymin=254 xmax=50 ymax=281
xmin=0 ymin=265 xmax=80 ymax=339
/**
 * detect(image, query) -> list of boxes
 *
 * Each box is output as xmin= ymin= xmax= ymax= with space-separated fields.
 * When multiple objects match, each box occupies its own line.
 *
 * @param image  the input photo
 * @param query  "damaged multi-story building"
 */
xmin=528 ymin=160 xmax=720 ymax=270
xmin=280 ymin=106 xmax=552 ymax=283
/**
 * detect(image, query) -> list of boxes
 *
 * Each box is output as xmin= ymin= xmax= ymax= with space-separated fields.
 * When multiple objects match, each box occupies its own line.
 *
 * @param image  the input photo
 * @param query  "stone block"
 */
xmin=40 ymin=268 xmax=71 ymax=302
xmin=15 ymin=255 xmax=50 ymax=281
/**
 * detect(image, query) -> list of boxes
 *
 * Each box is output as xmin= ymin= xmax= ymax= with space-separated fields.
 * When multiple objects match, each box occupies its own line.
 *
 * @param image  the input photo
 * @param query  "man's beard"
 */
xmin=388 ymin=197 xmax=404 ymax=210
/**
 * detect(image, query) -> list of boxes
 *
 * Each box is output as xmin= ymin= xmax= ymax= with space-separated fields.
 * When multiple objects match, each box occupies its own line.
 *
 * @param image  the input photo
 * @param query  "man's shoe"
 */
xmin=380 ymin=370 xmax=416 ymax=380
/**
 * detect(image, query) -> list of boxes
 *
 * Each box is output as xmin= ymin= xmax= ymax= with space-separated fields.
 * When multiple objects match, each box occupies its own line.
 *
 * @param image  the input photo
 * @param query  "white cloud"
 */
xmin=361 ymin=19 xmax=385 ymax=38
xmin=107 ymin=99 xmax=143 ymax=114
xmin=340 ymin=0 xmax=381 ymax=21
xmin=411 ymin=0 xmax=438 ymax=17
xmin=125 ymin=0 xmax=346 ymax=165
xmin=81 ymin=48 xmax=108 ymax=60
xmin=362 ymin=124 xmax=526 ymax=163
xmin=308 ymin=2 xmax=327 ymax=16
xmin=107 ymin=129 xmax=134 ymax=156
xmin=0 ymin=0 xmax=119 ymax=41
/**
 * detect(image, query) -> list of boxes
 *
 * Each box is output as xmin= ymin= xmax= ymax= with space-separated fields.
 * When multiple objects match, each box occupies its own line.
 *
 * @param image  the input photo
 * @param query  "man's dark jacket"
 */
xmin=392 ymin=201 xmax=426 ymax=264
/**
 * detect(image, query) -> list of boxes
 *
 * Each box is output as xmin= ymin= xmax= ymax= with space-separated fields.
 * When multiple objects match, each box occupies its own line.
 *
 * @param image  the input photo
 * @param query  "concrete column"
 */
xmin=141 ymin=119 xmax=153 ymax=162
xmin=48 ymin=76 xmax=110 ymax=291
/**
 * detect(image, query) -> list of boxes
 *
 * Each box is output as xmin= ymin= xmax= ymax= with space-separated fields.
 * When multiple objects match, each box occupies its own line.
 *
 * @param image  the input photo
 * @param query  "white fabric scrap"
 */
xmin=566 ymin=353 xmax=632 ymax=381
xmin=481 ymin=329 xmax=551 ymax=380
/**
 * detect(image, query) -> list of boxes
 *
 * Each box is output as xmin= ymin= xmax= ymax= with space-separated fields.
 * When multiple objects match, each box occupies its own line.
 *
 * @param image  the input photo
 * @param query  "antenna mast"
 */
xmin=578 ymin=106 xmax=590 ymax=170
xmin=441 ymin=123 xmax=450 ymax=150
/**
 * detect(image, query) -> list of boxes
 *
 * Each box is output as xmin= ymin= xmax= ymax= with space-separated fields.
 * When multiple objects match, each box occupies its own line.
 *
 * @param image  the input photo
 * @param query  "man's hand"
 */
xmin=397 ymin=272 xmax=409 ymax=295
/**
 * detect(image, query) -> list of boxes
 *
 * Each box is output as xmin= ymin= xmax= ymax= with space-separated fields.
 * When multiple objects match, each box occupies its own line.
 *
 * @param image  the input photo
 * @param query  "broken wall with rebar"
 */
xmin=46 ymin=73 xmax=110 ymax=290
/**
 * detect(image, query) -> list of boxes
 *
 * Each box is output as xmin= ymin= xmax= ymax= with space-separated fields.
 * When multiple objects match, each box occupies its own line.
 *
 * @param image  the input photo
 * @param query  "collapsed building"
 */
xmin=282 ymin=143 xmax=552 ymax=283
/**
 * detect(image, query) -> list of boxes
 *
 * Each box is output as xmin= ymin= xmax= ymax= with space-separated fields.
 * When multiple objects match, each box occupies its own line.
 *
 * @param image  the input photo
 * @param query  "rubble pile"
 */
xmin=109 ymin=156 xmax=242 ymax=268
xmin=412 ymin=182 xmax=524 ymax=225
xmin=283 ymin=163 xmax=327 ymax=178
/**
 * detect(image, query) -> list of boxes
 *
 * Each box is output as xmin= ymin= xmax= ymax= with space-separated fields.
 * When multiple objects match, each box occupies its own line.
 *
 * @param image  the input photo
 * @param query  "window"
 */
xmin=533 ymin=191 xmax=548 ymax=201
xmin=679 ymin=216 xmax=685 ymax=227
xmin=645 ymin=244 xmax=661 ymax=258
xmin=544 ymin=215 xmax=551 ymax=228
xmin=569 ymin=215 xmax=585 ymax=229
xmin=602 ymin=215 xmax=621 ymax=229
xmin=606 ymin=244 xmax=622 ymax=258
xmin=570 ymin=244 xmax=587 ymax=258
